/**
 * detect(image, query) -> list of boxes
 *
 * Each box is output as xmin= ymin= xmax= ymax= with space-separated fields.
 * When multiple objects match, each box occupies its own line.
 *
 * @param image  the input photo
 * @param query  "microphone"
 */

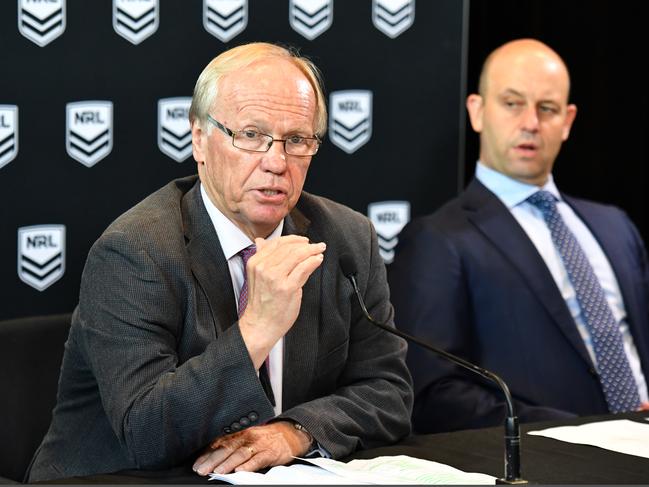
xmin=339 ymin=254 xmax=527 ymax=484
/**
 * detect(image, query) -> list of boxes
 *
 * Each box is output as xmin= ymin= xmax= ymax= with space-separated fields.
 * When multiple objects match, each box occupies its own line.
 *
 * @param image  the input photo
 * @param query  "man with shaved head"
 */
xmin=389 ymin=39 xmax=649 ymax=432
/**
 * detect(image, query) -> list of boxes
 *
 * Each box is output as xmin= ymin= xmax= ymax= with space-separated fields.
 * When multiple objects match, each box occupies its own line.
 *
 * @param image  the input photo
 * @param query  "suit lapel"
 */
xmin=281 ymin=204 xmax=321 ymax=410
xmin=566 ymin=196 xmax=649 ymax=367
xmin=182 ymin=181 xmax=238 ymax=335
xmin=565 ymin=195 xmax=635 ymax=307
xmin=463 ymin=180 xmax=593 ymax=366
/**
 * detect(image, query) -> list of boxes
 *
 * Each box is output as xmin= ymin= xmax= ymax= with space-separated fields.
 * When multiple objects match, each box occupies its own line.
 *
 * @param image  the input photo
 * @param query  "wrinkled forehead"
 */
xmin=215 ymin=59 xmax=317 ymax=117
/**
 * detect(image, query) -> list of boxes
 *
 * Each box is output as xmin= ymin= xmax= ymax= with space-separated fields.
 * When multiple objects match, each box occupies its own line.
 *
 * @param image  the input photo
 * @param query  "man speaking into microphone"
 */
xmin=28 ymin=42 xmax=412 ymax=482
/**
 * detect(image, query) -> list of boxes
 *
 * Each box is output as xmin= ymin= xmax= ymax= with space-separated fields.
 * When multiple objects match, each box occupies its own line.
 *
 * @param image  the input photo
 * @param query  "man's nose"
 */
xmin=521 ymin=106 xmax=539 ymax=132
xmin=260 ymin=140 xmax=288 ymax=173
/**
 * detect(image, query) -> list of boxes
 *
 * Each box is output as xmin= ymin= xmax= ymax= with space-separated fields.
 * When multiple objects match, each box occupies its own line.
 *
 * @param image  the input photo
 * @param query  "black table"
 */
xmin=47 ymin=412 xmax=649 ymax=484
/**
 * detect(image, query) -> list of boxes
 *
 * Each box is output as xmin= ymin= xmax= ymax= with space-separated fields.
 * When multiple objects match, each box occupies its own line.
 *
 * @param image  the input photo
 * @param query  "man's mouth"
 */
xmin=255 ymin=188 xmax=287 ymax=201
xmin=517 ymin=143 xmax=537 ymax=151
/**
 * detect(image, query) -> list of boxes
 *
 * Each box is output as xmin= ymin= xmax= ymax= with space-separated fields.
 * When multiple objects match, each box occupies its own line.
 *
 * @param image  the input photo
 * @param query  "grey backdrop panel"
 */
xmin=0 ymin=0 xmax=467 ymax=320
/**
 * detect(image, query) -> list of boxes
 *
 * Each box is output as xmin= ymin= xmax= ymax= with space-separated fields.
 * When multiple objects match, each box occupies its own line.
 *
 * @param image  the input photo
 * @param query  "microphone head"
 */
xmin=339 ymin=254 xmax=357 ymax=278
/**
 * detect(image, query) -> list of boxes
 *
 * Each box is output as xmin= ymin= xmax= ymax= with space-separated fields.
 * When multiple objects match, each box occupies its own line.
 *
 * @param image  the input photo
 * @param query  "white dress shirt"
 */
xmin=201 ymin=184 xmax=284 ymax=415
xmin=476 ymin=162 xmax=648 ymax=402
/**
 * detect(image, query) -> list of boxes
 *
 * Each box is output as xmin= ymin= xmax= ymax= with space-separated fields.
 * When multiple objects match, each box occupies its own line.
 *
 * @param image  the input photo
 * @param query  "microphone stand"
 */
xmin=343 ymin=265 xmax=527 ymax=484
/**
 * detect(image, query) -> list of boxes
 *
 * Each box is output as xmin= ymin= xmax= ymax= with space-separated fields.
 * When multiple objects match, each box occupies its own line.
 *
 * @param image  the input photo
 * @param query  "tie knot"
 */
xmin=527 ymin=190 xmax=557 ymax=215
xmin=239 ymin=245 xmax=256 ymax=266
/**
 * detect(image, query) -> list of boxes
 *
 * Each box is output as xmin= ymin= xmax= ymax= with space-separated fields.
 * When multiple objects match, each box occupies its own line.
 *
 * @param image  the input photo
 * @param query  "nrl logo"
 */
xmin=18 ymin=225 xmax=66 ymax=292
xmin=329 ymin=90 xmax=373 ymax=154
xmin=113 ymin=0 xmax=159 ymax=45
xmin=289 ymin=0 xmax=333 ymax=40
xmin=18 ymin=0 xmax=66 ymax=47
xmin=203 ymin=0 xmax=247 ymax=42
xmin=158 ymin=97 xmax=192 ymax=163
xmin=66 ymin=101 xmax=113 ymax=168
xmin=368 ymin=201 xmax=410 ymax=264
xmin=0 ymin=105 xmax=18 ymax=170
xmin=372 ymin=0 xmax=415 ymax=39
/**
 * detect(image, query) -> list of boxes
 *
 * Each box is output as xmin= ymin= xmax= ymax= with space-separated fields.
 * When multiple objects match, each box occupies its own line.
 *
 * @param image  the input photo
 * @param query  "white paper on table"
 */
xmin=209 ymin=463 xmax=364 ymax=484
xmin=528 ymin=419 xmax=649 ymax=459
xmin=302 ymin=455 xmax=496 ymax=485
xmin=208 ymin=455 xmax=496 ymax=484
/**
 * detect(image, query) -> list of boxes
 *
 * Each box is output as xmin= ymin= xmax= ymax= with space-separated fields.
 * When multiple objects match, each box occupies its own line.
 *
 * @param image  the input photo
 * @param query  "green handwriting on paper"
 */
xmin=303 ymin=454 xmax=496 ymax=485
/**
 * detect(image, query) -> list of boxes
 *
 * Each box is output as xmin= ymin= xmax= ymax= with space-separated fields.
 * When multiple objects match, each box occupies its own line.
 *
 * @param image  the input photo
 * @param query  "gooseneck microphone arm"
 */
xmin=339 ymin=255 xmax=526 ymax=484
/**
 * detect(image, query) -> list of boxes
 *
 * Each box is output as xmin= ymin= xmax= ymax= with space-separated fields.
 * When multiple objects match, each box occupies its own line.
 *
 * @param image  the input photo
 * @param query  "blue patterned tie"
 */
xmin=527 ymin=191 xmax=641 ymax=413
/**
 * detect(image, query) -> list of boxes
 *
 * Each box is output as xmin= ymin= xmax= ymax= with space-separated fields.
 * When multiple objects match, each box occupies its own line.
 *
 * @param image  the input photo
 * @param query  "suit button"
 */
xmin=231 ymin=422 xmax=242 ymax=431
xmin=240 ymin=417 xmax=250 ymax=427
xmin=249 ymin=412 xmax=258 ymax=422
xmin=223 ymin=427 xmax=232 ymax=434
xmin=589 ymin=367 xmax=597 ymax=376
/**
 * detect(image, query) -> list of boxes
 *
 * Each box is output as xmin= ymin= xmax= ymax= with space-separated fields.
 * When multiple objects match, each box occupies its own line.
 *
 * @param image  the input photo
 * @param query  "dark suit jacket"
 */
xmin=28 ymin=176 xmax=413 ymax=481
xmin=388 ymin=179 xmax=649 ymax=433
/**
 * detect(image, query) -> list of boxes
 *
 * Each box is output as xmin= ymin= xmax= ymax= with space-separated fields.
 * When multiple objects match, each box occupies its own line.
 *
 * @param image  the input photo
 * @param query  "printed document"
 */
xmin=528 ymin=418 xmax=649 ymax=459
xmin=209 ymin=454 xmax=496 ymax=484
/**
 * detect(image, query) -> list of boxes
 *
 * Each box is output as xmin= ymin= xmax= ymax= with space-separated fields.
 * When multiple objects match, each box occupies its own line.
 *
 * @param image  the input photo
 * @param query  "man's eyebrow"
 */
xmin=500 ymin=88 xmax=524 ymax=97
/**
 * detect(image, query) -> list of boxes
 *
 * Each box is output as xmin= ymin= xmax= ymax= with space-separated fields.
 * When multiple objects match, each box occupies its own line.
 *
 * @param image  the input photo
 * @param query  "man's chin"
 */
xmin=242 ymin=209 xmax=291 ymax=238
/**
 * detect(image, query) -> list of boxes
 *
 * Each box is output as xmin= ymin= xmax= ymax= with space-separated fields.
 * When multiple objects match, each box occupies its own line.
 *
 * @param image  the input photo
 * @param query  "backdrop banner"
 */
xmin=0 ymin=0 xmax=467 ymax=319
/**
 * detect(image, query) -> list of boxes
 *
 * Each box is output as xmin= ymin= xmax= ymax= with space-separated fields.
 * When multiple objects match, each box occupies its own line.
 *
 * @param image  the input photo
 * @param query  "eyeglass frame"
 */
xmin=206 ymin=115 xmax=321 ymax=157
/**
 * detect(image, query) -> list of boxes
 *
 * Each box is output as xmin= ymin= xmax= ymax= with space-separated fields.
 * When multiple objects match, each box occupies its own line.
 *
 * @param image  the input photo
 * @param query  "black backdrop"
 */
xmin=1 ymin=1 xmax=468 ymax=320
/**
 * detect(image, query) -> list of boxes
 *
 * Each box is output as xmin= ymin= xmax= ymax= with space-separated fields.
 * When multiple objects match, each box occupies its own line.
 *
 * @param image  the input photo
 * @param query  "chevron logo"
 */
xmin=368 ymin=201 xmax=410 ymax=264
xmin=158 ymin=97 xmax=192 ymax=162
xmin=0 ymin=105 xmax=18 ymax=170
xmin=113 ymin=0 xmax=159 ymax=45
xmin=18 ymin=225 xmax=66 ymax=291
xmin=372 ymin=0 xmax=415 ymax=39
xmin=289 ymin=0 xmax=333 ymax=40
xmin=66 ymin=101 xmax=113 ymax=167
xmin=203 ymin=0 xmax=247 ymax=42
xmin=329 ymin=90 xmax=373 ymax=154
xmin=18 ymin=0 xmax=66 ymax=47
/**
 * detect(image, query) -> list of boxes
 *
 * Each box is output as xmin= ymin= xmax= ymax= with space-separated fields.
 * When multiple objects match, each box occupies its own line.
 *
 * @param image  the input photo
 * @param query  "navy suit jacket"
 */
xmin=388 ymin=179 xmax=649 ymax=433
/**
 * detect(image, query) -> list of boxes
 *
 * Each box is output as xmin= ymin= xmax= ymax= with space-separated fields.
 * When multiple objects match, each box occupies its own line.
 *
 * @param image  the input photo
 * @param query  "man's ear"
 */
xmin=192 ymin=122 xmax=206 ymax=164
xmin=466 ymin=94 xmax=484 ymax=133
xmin=562 ymin=104 xmax=577 ymax=141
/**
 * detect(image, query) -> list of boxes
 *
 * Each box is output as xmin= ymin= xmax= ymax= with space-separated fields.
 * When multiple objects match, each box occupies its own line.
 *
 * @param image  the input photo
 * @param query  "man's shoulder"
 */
xmin=105 ymin=175 xmax=198 ymax=234
xmin=563 ymin=192 xmax=643 ymax=241
xmin=94 ymin=175 xmax=199 ymax=256
xmin=563 ymin=192 xmax=625 ymax=218
xmin=405 ymin=190 xmax=474 ymax=234
xmin=396 ymin=180 xmax=501 ymax=250
xmin=297 ymin=191 xmax=369 ymax=227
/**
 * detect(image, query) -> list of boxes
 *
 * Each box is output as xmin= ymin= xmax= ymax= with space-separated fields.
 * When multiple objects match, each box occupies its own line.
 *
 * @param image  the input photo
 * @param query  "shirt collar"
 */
xmin=475 ymin=161 xmax=561 ymax=209
xmin=200 ymin=183 xmax=284 ymax=260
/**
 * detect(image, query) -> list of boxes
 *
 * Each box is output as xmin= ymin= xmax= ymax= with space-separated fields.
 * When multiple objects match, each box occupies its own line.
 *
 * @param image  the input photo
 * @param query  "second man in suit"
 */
xmin=389 ymin=38 xmax=649 ymax=433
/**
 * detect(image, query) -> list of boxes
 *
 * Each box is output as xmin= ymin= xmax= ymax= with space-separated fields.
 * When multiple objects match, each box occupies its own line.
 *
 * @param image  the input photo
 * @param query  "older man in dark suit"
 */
xmin=389 ymin=39 xmax=649 ymax=433
xmin=28 ymin=42 xmax=412 ymax=482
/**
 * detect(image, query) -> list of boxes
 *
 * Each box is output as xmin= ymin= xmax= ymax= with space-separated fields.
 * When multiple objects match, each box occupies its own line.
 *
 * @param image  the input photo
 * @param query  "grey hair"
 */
xmin=189 ymin=42 xmax=327 ymax=136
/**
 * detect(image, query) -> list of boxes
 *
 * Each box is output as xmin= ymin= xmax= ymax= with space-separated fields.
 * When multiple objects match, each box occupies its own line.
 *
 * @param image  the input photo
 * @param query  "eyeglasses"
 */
xmin=207 ymin=115 xmax=321 ymax=157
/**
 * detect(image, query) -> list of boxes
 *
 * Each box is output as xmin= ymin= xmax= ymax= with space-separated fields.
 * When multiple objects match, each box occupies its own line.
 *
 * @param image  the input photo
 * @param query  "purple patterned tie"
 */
xmin=237 ymin=245 xmax=275 ymax=406
xmin=528 ymin=191 xmax=641 ymax=413
xmin=237 ymin=245 xmax=257 ymax=317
